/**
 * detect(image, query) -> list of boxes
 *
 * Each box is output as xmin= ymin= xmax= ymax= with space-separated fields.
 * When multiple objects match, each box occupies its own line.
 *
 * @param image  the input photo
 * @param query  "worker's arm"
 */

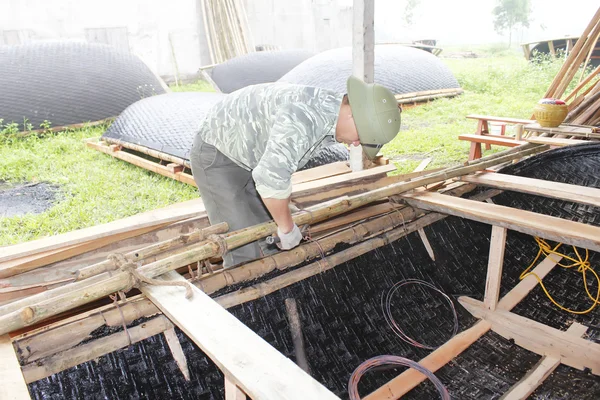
xmin=262 ymin=197 xmax=294 ymax=233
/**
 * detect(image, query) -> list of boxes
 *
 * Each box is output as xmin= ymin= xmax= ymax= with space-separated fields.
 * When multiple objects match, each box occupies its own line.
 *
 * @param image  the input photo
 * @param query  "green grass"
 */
xmin=0 ymin=51 xmax=569 ymax=245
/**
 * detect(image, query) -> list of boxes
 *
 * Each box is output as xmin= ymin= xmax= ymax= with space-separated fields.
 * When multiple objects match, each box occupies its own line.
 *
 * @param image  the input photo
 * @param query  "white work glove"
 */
xmin=277 ymin=224 xmax=303 ymax=250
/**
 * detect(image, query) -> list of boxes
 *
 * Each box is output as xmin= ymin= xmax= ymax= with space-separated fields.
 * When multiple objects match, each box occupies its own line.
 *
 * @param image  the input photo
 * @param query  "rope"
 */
xmin=108 ymin=253 xmax=194 ymax=299
xmin=109 ymin=293 xmax=132 ymax=346
xmin=348 ymin=355 xmax=450 ymax=400
xmin=208 ymin=234 xmax=228 ymax=257
xmin=521 ymin=237 xmax=600 ymax=314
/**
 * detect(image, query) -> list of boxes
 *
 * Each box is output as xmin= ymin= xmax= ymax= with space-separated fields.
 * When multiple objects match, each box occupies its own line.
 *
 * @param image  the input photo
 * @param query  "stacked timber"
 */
xmin=544 ymin=7 xmax=600 ymax=125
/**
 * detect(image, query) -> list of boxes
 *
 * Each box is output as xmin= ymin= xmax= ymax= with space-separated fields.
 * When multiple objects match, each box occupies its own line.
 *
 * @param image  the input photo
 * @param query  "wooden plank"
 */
xmin=458 ymin=134 xmax=527 ymax=147
xmin=0 ymin=334 xmax=30 ymax=399
xmin=484 ymin=226 xmax=507 ymax=310
xmin=291 ymin=162 xmax=351 ymax=185
xmin=459 ymin=297 xmax=600 ymax=373
xmin=460 ymin=172 xmax=600 ymax=208
xmin=225 ymin=376 xmax=247 ymax=400
xmin=292 ymin=164 xmax=396 ymax=199
xmin=466 ymin=115 xmax=534 ymax=125
xmin=142 ymin=271 xmax=340 ymax=400
xmin=525 ymin=137 xmax=590 ymax=146
xmin=86 ymin=139 xmax=197 ymax=186
xmin=309 ymin=202 xmax=401 ymax=235
xmin=500 ymin=323 xmax=588 ymax=400
xmin=0 ymin=224 xmax=167 ymax=279
xmin=0 ymin=198 xmax=205 ymax=264
xmin=292 ymin=168 xmax=442 ymax=206
xmin=366 ymin=254 xmax=562 ymax=400
xmin=401 ymin=191 xmax=600 ymax=252
xmin=413 ymin=158 xmax=432 ymax=172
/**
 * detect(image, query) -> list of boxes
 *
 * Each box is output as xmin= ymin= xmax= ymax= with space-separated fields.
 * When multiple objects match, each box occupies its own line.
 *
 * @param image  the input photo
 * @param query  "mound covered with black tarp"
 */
xmin=279 ymin=45 xmax=460 ymax=95
xmin=29 ymin=144 xmax=600 ymax=399
xmin=0 ymin=42 xmax=167 ymax=129
xmin=209 ymin=49 xmax=315 ymax=94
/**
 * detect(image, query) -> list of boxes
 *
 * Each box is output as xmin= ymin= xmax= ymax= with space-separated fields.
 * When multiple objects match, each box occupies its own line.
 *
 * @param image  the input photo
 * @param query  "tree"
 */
xmin=492 ymin=0 xmax=531 ymax=47
xmin=403 ymin=0 xmax=421 ymax=26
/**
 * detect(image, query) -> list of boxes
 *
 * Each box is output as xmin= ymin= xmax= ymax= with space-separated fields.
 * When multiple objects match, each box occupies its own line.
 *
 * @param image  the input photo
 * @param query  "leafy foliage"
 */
xmin=492 ymin=0 xmax=532 ymax=46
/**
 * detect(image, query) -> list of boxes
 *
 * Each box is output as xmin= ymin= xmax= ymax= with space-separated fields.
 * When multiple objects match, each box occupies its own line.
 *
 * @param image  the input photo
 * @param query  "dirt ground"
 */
xmin=0 ymin=181 xmax=60 ymax=217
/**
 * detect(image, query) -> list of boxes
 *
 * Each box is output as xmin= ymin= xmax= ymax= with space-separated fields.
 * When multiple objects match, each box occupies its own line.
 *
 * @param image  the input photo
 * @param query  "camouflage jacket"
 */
xmin=197 ymin=83 xmax=343 ymax=199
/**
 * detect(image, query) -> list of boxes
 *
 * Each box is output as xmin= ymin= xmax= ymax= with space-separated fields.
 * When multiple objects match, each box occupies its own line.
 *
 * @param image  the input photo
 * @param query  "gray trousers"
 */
xmin=190 ymin=134 xmax=276 ymax=268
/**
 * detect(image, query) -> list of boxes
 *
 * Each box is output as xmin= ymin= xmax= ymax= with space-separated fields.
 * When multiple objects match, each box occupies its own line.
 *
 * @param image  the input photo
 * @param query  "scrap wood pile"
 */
xmin=547 ymin=7 xmax=600 ymax=126
xmin=0 ymin=143 xmax=550 ymax=392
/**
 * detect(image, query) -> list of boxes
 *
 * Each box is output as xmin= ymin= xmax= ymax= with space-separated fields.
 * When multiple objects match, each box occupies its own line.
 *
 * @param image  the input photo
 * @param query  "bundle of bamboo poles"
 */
xmin=0 ymin=143 xmax=548 ymax=337
xmin=201 ymin=0 xmax=254 ymax=64
xmin=544 ymin=7 xmax=600 ymax=125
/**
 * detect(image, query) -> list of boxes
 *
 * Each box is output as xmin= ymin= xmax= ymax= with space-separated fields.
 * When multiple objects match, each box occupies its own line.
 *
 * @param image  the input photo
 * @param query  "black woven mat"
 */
xmin=29 ymin=144 xmax=600 ymax=399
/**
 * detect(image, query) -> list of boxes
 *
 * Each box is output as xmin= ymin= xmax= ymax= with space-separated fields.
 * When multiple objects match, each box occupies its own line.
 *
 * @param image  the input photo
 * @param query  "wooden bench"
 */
xmin=459 ymin=134 xmax=527 ymax=160
xmin=461 ymin=115 xmax=534 ymax=160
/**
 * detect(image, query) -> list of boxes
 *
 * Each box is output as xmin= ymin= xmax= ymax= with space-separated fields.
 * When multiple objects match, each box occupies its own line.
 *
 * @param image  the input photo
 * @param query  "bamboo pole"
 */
xmin=13 ymin=189 xmax=502 ymax=373
xmin=0 ymin=144 xmax=545 ymax=335
xmin=543 ymin=8 xmax=600 ymax=98
xmin=21 ymin=315 xmax=173 ymax=383
xmin=75 ymin=223 xmax=228 ymax=281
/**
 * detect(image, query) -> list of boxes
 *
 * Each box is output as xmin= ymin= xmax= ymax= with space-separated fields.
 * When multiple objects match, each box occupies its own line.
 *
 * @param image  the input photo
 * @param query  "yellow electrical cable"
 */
xmin=520 ymin=237 xmax=600 ymax=314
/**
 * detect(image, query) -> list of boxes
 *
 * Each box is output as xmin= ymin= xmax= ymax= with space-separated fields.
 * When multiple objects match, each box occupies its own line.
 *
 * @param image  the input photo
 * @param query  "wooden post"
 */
xmin=0 ymin=334 xmax=30 ymax=400
xmin=484 ymin=226 xmax=507 ymax=310
xmin=225 ymin=376 xmax=247 ymax=400
xmin=285 ymin=298 xmax=311 ymax=374
xmin=351 ymin=0 xmax=374 ymax=172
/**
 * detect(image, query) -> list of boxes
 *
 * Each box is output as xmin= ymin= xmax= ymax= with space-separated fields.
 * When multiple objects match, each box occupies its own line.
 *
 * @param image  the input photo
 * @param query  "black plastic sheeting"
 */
xmin=278 ymin=45 xmax=460 ymax=95
xmin=209 ymin=49 xmax=315 ymax=93
xmin=29 ymin=144 xmax=600 ymax=399
xmin=0 ymin=42 xmax=167 ymax=129
xmin=101 ymin=92 xmax=348 ymax=168
xmin=102 ymin=92 xmax=226 ymax=160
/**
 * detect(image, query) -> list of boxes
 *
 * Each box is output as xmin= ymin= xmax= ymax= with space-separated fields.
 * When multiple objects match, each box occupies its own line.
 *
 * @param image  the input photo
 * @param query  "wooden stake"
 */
xmin=164 ymin=328 xmax=190 ymax=380
xmin=483 ymin=226 xmax=507 ymax=310
xmin=417 ymin=229 xmax=436 ymax=261
xmin=285 ymin=298 xmax=310 ymax=374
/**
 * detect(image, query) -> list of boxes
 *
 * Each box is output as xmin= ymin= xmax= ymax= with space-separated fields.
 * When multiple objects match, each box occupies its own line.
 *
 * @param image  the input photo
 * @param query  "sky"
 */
xmin=345 ymin=0 xmax=600 ymax=45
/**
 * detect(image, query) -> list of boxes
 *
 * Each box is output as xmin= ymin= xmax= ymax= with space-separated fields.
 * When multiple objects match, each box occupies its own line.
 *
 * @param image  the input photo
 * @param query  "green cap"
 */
xmin=346 ymin=75 xmax=402 ymax=159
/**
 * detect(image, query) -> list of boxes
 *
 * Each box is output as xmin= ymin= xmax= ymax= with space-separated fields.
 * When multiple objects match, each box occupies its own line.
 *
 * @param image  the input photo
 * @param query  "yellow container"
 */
xmin=533 ymin=103 xmax=568 ymax=127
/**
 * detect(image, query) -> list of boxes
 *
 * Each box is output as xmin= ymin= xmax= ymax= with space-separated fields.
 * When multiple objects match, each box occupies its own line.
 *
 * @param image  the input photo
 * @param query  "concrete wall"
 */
xmin=242 ymin=0 xmax=352 ymax=52
xmin=0 ymin=0 xmax=205 ymax=77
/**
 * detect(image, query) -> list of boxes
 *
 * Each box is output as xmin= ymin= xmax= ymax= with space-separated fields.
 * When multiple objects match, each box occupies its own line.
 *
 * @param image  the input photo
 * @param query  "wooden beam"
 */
xmin=500 ymin=322 xmax=588 ymax=400
xmin=225 ymin=376 xmax=247 ymax=400
xmin=0 ymin=334 xmax=30 ymax=400
xmin=142 ymin=271 xmax=340 ymax=400
xmin=525 ymin=137 xmax=589 ymax=146
xmin=484 ymin=226 xmax=507 ymax=310
xmin=366 ymin=254 xmax=562 ymax=400
xmin=0 ymin=198 xmax=205 ymax=264
xmin=460 ymin=172 xmax=600 ymax=208
xmin=291 ymin=162 xmax=351 ymax=185
xmin=401 ymin=191 xmax=600 ymax=252
xmin=21 ymin=316 xmax=174 ymax=383
xmin=164 ymin=327 xmax=190 ymax=380
xmin=459 ymin=297 xmax=600 ymax=374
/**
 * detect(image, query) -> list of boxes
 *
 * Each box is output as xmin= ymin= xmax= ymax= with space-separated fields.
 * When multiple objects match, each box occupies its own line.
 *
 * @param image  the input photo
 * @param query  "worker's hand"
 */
xmin=277 ymin=224 xmax=303 ymax=250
